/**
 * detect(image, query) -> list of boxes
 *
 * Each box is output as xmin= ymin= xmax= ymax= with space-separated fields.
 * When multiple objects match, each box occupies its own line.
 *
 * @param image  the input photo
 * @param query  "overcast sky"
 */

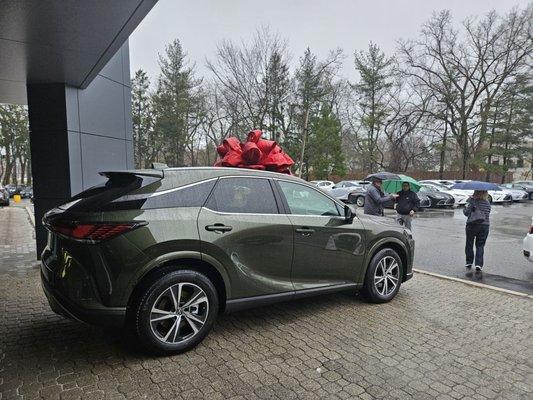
xmin=130 ymin=0 xmax=530 ymax=82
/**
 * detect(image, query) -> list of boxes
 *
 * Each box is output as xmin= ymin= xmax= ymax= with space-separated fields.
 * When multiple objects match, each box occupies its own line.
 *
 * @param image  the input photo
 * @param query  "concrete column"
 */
xmin=27 ymin=42 xmax=134 ymax=256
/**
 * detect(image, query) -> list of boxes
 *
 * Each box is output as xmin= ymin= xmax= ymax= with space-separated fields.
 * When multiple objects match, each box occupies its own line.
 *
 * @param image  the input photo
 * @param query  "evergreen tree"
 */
xmin=308 ymin=105 xmax=345 ymax=179
xmin=352 ymin=42 xmax=395 ymax=172
xmin=131 ymin=69 xmax=155 ymax=168
xmin=153 ymin=39 xmax=203 ymax=166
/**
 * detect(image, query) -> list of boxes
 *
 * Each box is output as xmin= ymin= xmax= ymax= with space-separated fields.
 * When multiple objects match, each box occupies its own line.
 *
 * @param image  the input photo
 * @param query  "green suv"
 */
xmin=41 ymin=167 xmax=414 ymax=354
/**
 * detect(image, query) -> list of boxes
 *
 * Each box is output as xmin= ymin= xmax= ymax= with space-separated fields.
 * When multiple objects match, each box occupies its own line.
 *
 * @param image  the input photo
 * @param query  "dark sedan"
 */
xmin=419 ymin=185 xmax=455 ymax=208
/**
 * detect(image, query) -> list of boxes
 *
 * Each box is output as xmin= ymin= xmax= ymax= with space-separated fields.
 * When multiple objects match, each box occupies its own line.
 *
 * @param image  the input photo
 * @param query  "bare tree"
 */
xmin=399 ymin=6 xmax=532 ymax=178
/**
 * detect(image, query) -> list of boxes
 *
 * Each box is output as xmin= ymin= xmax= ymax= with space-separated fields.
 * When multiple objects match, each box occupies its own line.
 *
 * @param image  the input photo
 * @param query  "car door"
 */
xmin=198 ymin=176 xmax=294 ymax=298
xmin=275 ymin=180 xmax=366 ymax=290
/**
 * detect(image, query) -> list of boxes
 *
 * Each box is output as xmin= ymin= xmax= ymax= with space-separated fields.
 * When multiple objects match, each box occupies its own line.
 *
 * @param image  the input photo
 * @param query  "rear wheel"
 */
xmin=131 ymin=270 xmax=218 ymax=355
xmin=356 ymin=196 xmax=365 ymax=207
xmin=488 ymin=195 xmax=493 ymax=203
xmin=362 ymin=248 xmax=403 ymax=303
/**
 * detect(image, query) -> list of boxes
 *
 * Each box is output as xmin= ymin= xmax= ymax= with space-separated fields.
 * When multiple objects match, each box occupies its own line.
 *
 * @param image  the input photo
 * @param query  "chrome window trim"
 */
xmin=112 ymin=178 xmax=219 ymax=202
xmin=201 ymin=206 xmax=346 ymax=219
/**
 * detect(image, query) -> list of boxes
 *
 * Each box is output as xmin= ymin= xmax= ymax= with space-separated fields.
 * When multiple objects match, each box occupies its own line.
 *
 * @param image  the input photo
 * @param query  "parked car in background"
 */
xmin=498 ymin=185 xmax=528 ymax=202
xmin=506 ymin=181 xmax=533 ymax=200
xmin=4 ymin=184 xmax=17 ymax=197
xmin=432 ymin=179 xmax=457 ymax=188
xmin=20 ymin=186 xmax=33 ymax=199
xmin=40 ymin=167 xmax=414 ymax=354
xmin=4 ymin=184 xmax=30 ymax=198
xmin=449 ymin=181 xmax=511 ymax=204
xmin=330 ymin=181 xmax=366 ymax=203
xmin=523 ymin=217 xmax=533 ymax=262
xmin=0 ymin=185 xmax=10 ymax=206
xmin=416 ymin=192 xmax=432 ymax=210
xmin=419 ymin=185 xmax=455 ymax=208
xmin=419 ymin=180 xmax=468 ymax=206
xmin=309 ymin=180 xmax=334 ymax=191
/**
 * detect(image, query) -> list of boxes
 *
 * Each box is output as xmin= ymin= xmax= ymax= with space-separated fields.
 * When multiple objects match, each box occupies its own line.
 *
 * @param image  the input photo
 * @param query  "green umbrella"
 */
xmin=382 ymin=174 xmax=421 ymax=193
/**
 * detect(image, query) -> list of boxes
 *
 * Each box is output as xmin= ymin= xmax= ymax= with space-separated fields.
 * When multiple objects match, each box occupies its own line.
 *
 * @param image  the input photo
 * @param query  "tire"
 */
xmin=356 ymin=196 xmax=365 ymax=207
xmin=362 ymin=248 xmax=403 ymax=303
xmin=131 ymin=269 xmax=218 ymax=355
xmin=529 ymin=192 xmax=533 ymax=200
xmin=488 ymin=195 xmax=493 ymax=203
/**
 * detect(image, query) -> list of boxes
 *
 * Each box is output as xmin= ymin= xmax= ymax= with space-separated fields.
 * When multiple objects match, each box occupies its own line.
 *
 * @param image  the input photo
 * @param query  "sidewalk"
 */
xmin=0 ymin=205 xmax=532 ymax=399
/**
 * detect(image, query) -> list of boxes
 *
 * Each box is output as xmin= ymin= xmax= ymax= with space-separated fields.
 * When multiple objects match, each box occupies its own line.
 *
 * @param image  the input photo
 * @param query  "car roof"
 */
xmin=156 ymin=167 xmax=309 ymax=191
xmin=165 ymin=166 xmax=304 ymax=181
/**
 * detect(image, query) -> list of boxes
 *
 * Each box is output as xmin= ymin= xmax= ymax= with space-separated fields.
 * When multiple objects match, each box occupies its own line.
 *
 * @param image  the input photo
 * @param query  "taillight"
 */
xmin=47 ymin=221 xmax=146 ymax=242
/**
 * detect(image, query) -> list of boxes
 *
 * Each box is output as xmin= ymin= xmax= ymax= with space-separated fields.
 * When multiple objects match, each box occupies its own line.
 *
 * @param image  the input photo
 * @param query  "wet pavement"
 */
xmin=0 ymin=200 xmax=37 ymax=277
xmin=1 ymin=200 xmax=533 ymax=399
xmin=392 ymin=201 xmax=533 ymax=295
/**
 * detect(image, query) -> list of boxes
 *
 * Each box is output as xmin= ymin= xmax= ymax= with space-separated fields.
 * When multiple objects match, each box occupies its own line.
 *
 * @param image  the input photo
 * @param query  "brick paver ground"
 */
xmin=1 ymin=205 xmax=532 ymax=399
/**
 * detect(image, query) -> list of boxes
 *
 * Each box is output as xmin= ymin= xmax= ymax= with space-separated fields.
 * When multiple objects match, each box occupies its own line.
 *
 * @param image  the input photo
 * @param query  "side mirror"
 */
xmin=344 ymin=205 xmax=355 ymax=223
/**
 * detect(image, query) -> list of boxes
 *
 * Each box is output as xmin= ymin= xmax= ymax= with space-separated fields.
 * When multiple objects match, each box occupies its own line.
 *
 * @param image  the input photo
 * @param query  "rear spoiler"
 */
xmin=99 ymin=169 xmax=164 ymax=179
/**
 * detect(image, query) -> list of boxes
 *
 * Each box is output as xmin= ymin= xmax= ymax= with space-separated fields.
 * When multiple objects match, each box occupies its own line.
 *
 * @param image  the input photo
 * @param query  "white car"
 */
xmin=309 ymin=180 xmax=334 ymax=191
xmin=523 ymin=217 xmax=533 ymax=262
xmin=419 ymin=181 xmax=469 ymax=206
xmin=422 ymin=180 xmax=512 ymax=203
xmin=498 ymin=185 xmax=528 ymax=201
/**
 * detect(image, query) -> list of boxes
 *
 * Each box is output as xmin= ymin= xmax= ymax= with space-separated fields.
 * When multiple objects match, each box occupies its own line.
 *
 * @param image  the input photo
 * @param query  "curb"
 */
xmin=25 ymin=206 xmax=35 ymax=227
xmin=413 ymin=268 xmax=533 ymax=299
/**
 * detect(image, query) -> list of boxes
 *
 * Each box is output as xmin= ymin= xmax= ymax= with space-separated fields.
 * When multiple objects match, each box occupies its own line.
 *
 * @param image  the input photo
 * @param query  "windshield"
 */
xmin=420 ymin=185 xmax=436 ymax=193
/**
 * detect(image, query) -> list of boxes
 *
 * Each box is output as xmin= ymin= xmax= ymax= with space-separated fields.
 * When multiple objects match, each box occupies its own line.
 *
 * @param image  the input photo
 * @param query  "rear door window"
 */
xmin=206 ymin=177 xmax=279 ymax=214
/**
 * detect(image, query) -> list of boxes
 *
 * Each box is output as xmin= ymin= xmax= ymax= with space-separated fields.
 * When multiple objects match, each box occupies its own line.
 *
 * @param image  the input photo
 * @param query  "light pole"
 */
xmin=298 ymin=107 xmax=310 ymax=179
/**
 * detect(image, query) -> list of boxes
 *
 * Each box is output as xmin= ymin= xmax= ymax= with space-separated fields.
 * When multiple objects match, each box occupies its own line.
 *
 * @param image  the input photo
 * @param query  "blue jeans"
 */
xmin=465 ymin=224 xmax=490 ymax=267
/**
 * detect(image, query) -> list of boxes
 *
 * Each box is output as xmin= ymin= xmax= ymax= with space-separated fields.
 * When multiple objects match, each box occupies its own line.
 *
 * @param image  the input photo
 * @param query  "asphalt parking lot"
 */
xmin=401 ymin=201 xmax=533 ymax=295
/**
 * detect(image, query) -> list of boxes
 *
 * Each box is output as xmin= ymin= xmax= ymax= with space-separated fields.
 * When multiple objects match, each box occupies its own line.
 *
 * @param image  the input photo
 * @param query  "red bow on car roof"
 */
xmin=214 ymin=130 xmax=294 ymax=174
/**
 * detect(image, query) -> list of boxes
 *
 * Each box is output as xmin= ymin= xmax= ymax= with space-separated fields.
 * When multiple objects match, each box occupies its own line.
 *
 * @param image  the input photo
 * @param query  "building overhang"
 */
xmin=0 ymin=0 xmax=157 ymax=105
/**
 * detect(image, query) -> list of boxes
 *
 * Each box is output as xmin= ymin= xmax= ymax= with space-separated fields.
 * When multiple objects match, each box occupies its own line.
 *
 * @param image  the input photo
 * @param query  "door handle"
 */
xmin=295 ymin=227 xmax=315 ymax=236
xmin=205 ymin=223 xmax=233 ymax=233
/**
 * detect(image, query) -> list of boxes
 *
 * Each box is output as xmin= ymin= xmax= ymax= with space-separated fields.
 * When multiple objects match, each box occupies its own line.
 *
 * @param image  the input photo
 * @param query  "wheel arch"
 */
xmin=127 ymin=253 xmax=230 ymax=314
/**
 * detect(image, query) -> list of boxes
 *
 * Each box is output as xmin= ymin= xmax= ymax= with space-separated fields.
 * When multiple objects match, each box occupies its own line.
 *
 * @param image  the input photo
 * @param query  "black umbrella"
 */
xmin=364 ymin=172 xmax=401 ymax=182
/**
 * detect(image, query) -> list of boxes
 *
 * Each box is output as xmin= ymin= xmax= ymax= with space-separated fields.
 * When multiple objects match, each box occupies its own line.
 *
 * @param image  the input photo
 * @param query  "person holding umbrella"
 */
xmin=379 ymin=174 xmax=421 ymax=230
xmin=395 ymin=182 xmax=420 ymax=230
xmin=452 ymin=181 xmax=495 ymax=271
xmin=364 ymin=172 xmax=399 ymax=216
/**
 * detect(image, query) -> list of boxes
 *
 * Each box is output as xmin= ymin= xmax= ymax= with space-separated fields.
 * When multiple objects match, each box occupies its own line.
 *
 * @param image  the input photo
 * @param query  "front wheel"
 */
xmin=362 ymin=248 xmax=403 ymax=303
xmin=131 ymin=270 xmax=218 ymax=355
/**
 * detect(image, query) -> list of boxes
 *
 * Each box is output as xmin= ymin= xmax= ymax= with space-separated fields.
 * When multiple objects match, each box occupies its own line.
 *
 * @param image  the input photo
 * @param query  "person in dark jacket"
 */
xmin=364 ymin=178 xmax=397 ymax=216
xmin=463 ymin=190 xmax=491 ymax=271
xmin=395 ymin=182 xmax=420 ymax=230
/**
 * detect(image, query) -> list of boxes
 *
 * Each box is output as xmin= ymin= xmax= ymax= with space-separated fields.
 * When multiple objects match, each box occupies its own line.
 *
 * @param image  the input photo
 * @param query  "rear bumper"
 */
xmin=41 ymin=266 xmax=125 ymax=328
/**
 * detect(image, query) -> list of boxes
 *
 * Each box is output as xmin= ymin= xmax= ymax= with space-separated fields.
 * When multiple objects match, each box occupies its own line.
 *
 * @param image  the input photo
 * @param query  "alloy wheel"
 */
xmin=356 ymin=197 xmax=365 ymax=207
xmin=373 ymin=256 xmax=399 ymax=297
xmin=150 ymin=282 xmax=209 ymax=344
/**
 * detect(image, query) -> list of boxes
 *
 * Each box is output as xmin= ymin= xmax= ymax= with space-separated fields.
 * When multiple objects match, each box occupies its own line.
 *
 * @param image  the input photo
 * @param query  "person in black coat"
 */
xmin=395 ymin=182 xmax=420 ymax=230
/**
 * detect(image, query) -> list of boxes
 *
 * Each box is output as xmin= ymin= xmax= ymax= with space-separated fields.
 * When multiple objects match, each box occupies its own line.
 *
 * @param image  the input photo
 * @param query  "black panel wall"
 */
xmin=27 ymin=42 xmax=134 ymax=256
